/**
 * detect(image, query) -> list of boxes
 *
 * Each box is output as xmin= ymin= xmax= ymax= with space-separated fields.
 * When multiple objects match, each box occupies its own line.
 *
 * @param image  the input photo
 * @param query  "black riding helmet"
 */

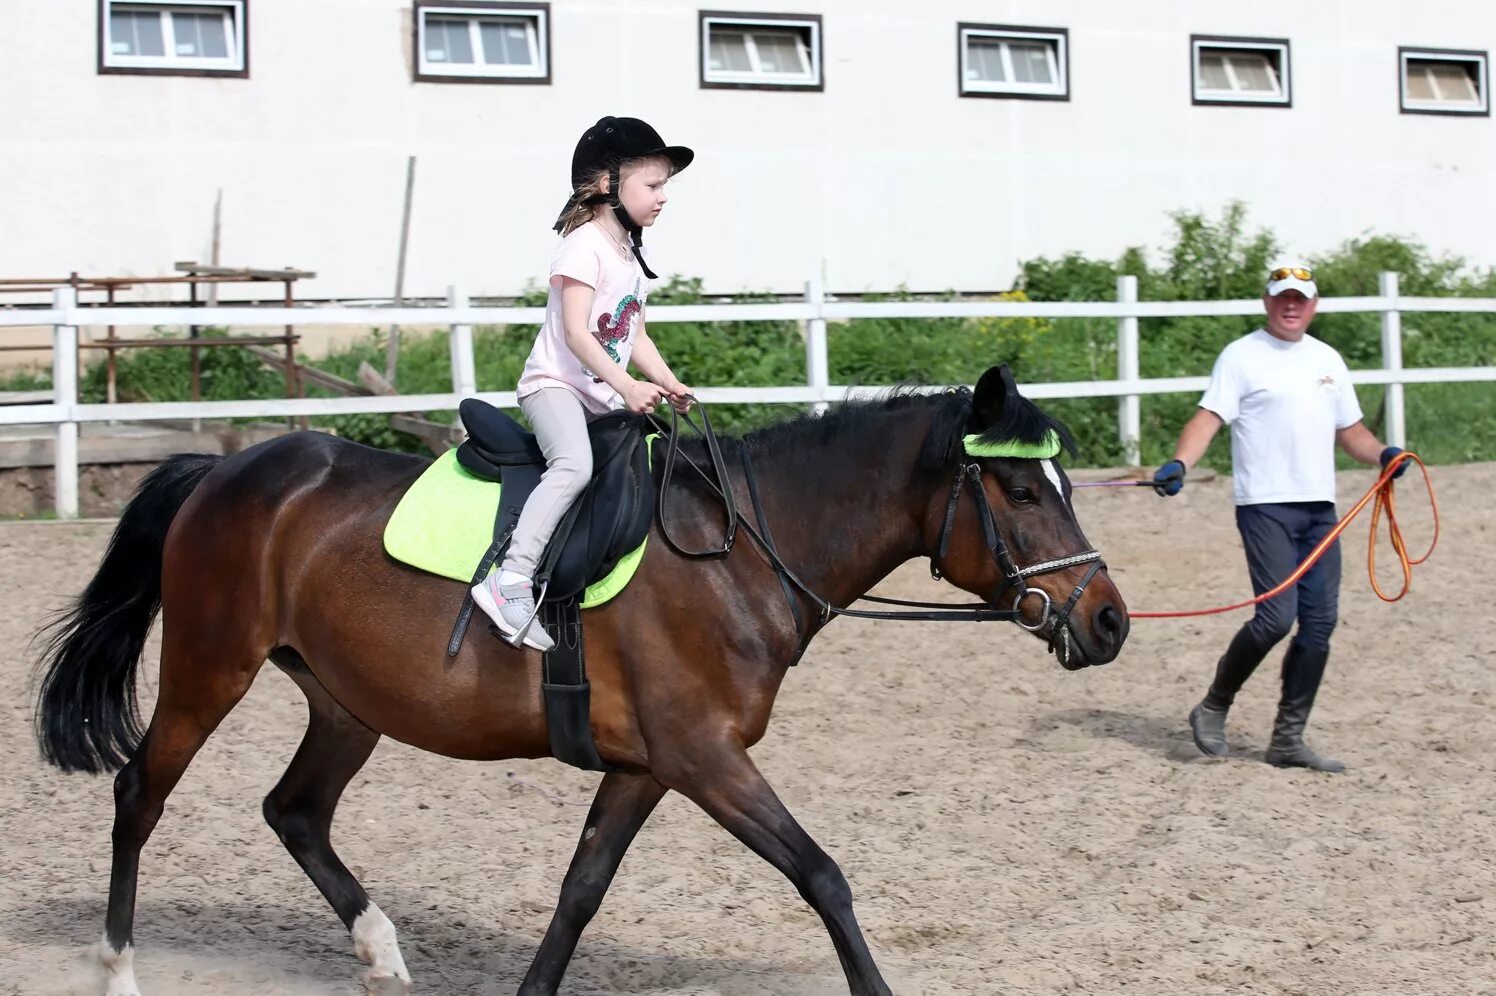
xmin=552 ymin=116 xmax=694 ymax=279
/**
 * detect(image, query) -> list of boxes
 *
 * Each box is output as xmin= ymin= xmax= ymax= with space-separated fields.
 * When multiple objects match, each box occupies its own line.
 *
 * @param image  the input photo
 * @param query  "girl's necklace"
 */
xmin=593 ymin=219 xmax=632 ymax=261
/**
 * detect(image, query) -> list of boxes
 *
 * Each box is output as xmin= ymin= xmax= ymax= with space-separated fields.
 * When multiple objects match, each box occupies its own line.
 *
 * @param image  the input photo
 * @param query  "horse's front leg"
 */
xmin=517 ymin=771 xmax=668 ymax=996
xmin=657 ymin=742 xmax=892 ymax=996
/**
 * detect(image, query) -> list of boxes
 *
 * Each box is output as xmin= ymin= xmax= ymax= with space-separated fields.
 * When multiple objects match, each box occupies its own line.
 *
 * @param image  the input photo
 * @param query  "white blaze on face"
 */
xmin=1040 ymin=459 xmax=1067 ymax=507
xmin=351 ymin=903 xmax=413 ymax=991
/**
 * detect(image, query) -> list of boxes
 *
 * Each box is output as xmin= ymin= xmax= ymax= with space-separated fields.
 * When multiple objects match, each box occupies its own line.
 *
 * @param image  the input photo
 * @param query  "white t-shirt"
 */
xmin=517 ymin=222 xmax=647 ymax=414
xmin=1198 ymin=329 xmax=1363 ymax=506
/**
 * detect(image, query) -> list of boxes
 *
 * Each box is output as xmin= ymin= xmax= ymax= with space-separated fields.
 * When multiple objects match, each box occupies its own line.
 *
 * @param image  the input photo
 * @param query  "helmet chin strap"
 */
xmin=605 ymin=165 xmax=659 ymax=279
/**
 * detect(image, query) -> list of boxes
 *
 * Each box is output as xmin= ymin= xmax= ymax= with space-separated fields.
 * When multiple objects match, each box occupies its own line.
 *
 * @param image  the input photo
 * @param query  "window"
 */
xmin=99 ymin=0 xmax=247 ymax=76
xmin=699 ymin=12 xmax=822 ymax=90
xmin=1400 ymin=48 xmax=1489 ymax=116
xmin=958 ymin=24 xmax=1068 ymax=100
xmin=1191 ymin=36 xmax=1291 ymax=107
xmin=414 ymin=2 xmax=550 ymax=83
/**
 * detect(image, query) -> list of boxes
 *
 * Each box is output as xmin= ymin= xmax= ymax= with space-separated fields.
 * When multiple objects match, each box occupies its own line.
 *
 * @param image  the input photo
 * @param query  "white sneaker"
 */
xmin=471 ymin=574 xmax=554 ymax=652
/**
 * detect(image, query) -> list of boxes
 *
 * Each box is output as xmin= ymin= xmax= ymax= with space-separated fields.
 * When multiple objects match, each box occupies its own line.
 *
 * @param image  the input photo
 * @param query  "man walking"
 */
xmin=1152 ymin=265 xmax=1406 ymax=772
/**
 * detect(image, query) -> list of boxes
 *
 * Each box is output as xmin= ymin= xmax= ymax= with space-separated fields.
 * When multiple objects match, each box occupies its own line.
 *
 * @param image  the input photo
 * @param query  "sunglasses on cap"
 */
xmin=1269 ymin=267 xmax=1313 ymax=282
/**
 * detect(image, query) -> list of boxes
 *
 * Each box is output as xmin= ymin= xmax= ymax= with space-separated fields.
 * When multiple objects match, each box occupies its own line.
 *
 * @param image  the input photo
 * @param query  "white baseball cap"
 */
xmin=1266 ymin=263 xmax=1317 ymax=299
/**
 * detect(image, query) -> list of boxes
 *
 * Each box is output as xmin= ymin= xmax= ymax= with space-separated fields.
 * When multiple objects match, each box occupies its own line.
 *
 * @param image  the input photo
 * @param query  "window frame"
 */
xmin=1398 ymin=47 xmax=1490 ymax=117
xmin=957 ymin=23 xmax=1069 ymax=101
xmin=1190 ymin=35 xmax=1292 ymax=108
xmin=413 ymin=0 xmax=551 ymax=85
xmin=698 ymin=10 xmax=824 ymax=92
xmin=97 ymin=0 xmax=249 ymax=78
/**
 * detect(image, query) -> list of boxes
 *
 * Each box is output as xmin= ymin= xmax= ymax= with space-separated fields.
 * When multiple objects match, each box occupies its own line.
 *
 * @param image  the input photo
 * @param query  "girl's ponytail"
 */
xmin=555 ymin=171 xmax=609 ymax=236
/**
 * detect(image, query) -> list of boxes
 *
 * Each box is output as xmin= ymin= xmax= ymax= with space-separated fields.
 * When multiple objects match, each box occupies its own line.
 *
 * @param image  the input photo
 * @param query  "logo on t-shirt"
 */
xmin=1318 ymin=373 xmax=1337 ymax=395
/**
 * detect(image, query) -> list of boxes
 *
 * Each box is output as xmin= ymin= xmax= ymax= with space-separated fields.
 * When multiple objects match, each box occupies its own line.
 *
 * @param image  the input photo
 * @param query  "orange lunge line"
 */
xmin=1131 ymin=451 xmax=1438 ymax=619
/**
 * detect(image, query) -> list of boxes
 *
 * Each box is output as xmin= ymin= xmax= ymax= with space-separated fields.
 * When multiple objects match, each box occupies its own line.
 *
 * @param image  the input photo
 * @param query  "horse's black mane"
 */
xmin=738 ymin=384 xmax=1076 ymax=472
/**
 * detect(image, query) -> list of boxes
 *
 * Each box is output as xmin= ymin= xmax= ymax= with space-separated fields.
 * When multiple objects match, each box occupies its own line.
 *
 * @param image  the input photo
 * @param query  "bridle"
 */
xmin=649 ymin=402 xmax=1108 ymax=664
xmin=927 ymin=460 xmax=1106 ymax=658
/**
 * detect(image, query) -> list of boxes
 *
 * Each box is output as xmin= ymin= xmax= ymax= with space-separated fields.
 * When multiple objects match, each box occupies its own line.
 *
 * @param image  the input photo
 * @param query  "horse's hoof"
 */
xmin=352 ymin=903 xmax=412 ymax=993
xmin=363 ymin=972 xmax=414 ymax=996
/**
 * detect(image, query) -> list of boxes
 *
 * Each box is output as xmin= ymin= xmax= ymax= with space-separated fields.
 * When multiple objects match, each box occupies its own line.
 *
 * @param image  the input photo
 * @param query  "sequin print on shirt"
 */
xmin=593 ymin=276 xmax=642 ymax=365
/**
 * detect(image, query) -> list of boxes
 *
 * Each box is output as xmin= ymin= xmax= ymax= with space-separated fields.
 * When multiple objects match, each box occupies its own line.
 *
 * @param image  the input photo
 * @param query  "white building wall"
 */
xmin=2 ymin=0 xmax=1493 ymax=300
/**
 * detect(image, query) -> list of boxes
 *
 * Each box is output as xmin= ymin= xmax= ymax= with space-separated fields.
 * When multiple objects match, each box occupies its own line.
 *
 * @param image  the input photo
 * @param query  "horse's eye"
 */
xmin=1007 ymin=487 xmax=1036 ymax=504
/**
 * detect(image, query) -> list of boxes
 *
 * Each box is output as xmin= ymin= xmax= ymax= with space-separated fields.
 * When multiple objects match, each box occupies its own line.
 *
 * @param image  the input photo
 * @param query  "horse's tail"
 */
xmin=34 ymin=453 xmax=222 ymax=774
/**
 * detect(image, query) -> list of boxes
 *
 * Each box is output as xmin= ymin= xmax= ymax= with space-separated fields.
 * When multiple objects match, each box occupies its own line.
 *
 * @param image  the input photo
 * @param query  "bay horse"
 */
xmin=34 ymin=364 xmax=1128 ymax=995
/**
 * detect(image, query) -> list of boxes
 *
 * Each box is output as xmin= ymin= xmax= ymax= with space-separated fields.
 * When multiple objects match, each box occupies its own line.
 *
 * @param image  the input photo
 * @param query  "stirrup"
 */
xmin=504 ymin=577 xmax=550 ymax=648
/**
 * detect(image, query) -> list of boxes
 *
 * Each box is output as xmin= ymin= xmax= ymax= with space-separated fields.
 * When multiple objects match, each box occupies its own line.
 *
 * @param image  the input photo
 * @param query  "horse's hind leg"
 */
xmin=659 ymin=744 xmax=892 ymax=996
xmin=103 ymin=633 xmax=264 ymax=996
xmin=518 ymin=772 xmax=668 ymax=996
xmin=265 ymin=651 xmax=410 ymax=994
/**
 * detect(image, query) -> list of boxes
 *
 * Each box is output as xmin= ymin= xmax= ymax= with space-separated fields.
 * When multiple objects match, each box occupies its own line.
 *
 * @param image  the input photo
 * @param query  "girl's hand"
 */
xmin=621 ymin=379 xmax=665 ymax=414
xmin=664 ymin=381 xmax=693 ymax=412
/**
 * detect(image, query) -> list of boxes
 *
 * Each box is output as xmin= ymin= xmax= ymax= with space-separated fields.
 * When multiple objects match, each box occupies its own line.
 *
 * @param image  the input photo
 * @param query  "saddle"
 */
xmin=455 ymin=399 xmax=654 ymax=600
xmin=448 ymin=397 xmax=655 ymax=773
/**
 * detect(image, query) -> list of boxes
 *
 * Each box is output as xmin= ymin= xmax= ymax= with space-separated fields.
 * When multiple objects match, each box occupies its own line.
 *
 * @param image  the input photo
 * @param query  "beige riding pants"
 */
xmin=500 ymin=387 xmax=596 ymax=578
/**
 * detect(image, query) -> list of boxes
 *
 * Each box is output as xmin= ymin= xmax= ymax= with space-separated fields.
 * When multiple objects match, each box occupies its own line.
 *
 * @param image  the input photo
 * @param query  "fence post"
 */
xmin=805 ymin=276 xmax=829 ymax=414
xmin=1378 ymin=271 xmax=1406 ymax=448
xmin=1116 ymin=275 xmax=1141 ymax=466
xmin=447 ymin=285 xmax=477 ymax=401
xmin=52 ymin=286 xmax=80 ymax=518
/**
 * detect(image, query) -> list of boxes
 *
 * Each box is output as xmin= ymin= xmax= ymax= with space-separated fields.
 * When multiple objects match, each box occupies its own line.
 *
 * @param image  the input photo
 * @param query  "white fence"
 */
xmin=2 ymin=272 xmax=1494 ymax=517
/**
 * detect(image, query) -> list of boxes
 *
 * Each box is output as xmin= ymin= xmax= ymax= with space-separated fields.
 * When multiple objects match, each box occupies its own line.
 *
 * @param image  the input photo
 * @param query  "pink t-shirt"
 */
xmin=516 ymin=222 xmax=647 ymax=414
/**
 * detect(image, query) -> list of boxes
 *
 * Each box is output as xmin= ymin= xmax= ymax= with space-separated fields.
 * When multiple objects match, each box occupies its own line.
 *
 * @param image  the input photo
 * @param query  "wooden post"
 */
xmin=284 ymin=277 xmax=305 ymax=430
xmin=207 ymin=189 xmax=222 ymax=307
xmin=188 ymin=276 xmax=202 ymax=432
xmin=105 ymin=283 xmax=118 ymax=406
xmin=386 ymin=155 xmax=417 ymax=387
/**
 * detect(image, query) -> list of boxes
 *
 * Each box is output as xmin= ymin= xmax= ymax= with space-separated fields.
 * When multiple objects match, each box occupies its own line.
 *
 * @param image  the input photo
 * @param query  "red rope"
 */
xmin=1130 ymin=451 xmax=1438 ymax=619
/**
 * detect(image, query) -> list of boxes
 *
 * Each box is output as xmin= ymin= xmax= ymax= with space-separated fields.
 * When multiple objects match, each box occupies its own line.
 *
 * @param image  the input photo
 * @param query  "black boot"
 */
xmin=1265 ymin=642 xmax=1345 ymax=773
xmin=1189 ymin=627 xmax=1271 ymax=757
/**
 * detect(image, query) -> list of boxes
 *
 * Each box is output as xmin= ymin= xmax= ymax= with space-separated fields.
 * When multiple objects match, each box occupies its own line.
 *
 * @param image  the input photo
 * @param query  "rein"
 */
xmin=655 ymin=400 xmax=737 ymax=558
xmin=646 ymin=401 xmax=1107 ymax=659
xmin=1128 ymin=450 xmax=1438 ymax=618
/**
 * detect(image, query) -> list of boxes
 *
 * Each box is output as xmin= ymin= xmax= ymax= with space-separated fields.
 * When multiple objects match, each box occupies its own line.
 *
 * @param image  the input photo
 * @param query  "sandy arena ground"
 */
xmin=2 ymin=463 xmax=1492 ymax=995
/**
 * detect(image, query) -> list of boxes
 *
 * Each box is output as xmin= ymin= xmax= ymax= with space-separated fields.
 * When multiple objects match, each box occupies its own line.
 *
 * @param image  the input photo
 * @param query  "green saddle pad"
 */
xmin=383 ymin=447 xmax=647 ymax=610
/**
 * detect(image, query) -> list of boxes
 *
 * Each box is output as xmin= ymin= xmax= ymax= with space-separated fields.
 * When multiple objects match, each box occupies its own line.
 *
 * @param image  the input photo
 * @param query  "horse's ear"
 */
xmin=971 ymin=364 xmax=1017 ymax=428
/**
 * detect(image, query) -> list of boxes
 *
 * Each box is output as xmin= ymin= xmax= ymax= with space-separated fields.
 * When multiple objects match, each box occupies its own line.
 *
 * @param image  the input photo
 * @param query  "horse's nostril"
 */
xmin=1097 ymin=604 xmax=1123 ymax=638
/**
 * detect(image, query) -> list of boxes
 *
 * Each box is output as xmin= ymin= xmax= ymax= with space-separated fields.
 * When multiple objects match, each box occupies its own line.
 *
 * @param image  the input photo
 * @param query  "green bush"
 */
xmin=0 ymin=368 xmax=50 ymax=391
xmin=78 ymin=334 xmax=283 ymax=404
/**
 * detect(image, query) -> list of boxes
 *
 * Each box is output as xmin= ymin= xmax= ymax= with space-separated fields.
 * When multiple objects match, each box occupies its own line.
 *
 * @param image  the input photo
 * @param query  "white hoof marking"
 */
xmin=99 ymin=934 xmax=141 ymax=996
xmin=351 ymin=903 xmax=412 ymax=993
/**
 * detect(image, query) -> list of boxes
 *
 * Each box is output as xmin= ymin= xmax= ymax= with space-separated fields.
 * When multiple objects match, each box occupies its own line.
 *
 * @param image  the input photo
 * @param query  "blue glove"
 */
xmin=1152 ymin=460 xmax=1186 ymax=497
xmin=1380 ymin=446 xmax=1408 ymax=480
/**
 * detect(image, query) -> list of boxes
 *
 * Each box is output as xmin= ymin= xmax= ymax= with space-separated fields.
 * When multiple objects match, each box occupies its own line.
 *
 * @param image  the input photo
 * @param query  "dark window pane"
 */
xmin=967 ymin=38 xmax=1005 ymax=82
xmin=1008 ymin=41 xmax=1052 ymax=84
xmin=426 ymin=18 xmax=474 ymax=64
xmin=709 ymin=29 xmax=752 ymax=72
